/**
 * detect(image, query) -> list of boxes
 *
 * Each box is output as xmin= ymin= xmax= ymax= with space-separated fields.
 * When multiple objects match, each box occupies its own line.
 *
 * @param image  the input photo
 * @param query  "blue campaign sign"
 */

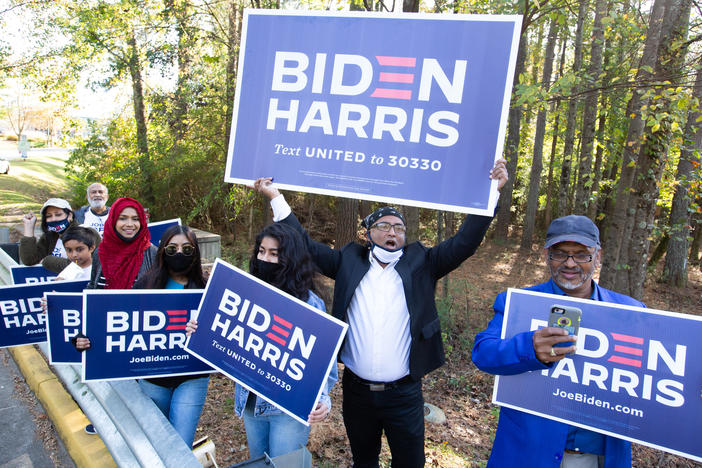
xmin=225 ymin=11 xmax=521 ymax=215
xmin=147 ymin=218 xmax=181 ymax=246
xmin=11 ymin=265 xmax=57 ymax=284
xmin=45 ymin=292 xmax=83 ymax=365
xmin=0 ymin=280 xmax=88 ymax=348
xmin=185 ymin=259 xmax=347 ymax=425
xmin=82 ymin=290 xmax=213 ymax=381
xmin=495 ymin=289 xmax=702 ymax=462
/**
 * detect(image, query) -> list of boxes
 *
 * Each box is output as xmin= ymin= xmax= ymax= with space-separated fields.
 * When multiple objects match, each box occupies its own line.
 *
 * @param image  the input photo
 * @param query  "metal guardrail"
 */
xmin=1 ymin=251 xmax=202 ymax=468
xmin=0 ymin=246 xmax=15 ymax=285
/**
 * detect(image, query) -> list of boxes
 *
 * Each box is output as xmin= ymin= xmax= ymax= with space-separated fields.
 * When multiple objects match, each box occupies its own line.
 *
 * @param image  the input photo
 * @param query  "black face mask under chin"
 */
xmin=116 ymin=227 xmax=141 ymax=243
xmin=164 ymin=252 xmax=194 ymax=274
xmin=254 ymin=259 xmax=282 ymax=283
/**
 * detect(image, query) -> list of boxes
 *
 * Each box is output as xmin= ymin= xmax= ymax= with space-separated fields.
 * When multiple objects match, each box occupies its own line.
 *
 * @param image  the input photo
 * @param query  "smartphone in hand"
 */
xmin=549 ymin=304 xmax=581 ymax=350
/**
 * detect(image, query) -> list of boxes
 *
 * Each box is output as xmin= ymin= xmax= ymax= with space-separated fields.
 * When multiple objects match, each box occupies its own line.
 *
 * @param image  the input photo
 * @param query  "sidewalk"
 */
xmin=5 ymin=346 xmax=116 ymax=468
xmin=0 ymin=348 xmax=74 ymax=468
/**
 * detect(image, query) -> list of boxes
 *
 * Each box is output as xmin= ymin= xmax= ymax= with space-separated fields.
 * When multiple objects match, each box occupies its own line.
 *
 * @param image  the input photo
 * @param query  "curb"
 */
xmin=9 ymin=345 xmax=116 ymax=468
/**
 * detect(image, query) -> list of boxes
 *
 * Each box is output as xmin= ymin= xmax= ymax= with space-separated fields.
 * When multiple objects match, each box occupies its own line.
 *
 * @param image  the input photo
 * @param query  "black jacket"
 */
xmin=19 ymin=219 xmax=80 ymax=272
xmin=281 ymin=211 xmax=494 ymax=381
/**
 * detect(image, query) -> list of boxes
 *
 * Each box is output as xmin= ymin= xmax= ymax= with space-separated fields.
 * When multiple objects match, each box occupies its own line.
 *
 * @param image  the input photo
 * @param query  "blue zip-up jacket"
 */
xmin=472 ymin=279 xmax=645 ymax=468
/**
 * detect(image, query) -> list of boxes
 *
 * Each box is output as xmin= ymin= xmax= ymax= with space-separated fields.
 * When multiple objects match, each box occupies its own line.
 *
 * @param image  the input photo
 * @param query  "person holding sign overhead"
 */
xmin=472 ymin=215 xmax=645 ymax=468
xmin=253 ymin=158 xmax=507 ymax=468
xmin=187 ymin=222 xmax=337 ymax=459
xmin=132 ymin=225 xmax=210 ymax=448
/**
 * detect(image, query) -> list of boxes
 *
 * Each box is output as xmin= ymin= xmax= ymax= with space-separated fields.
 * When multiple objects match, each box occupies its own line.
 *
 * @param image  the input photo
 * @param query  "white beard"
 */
xmin=550 ymin=264 xmax=593 ymax=290
xmin=89 ymin=199 xmax=105 ymax=210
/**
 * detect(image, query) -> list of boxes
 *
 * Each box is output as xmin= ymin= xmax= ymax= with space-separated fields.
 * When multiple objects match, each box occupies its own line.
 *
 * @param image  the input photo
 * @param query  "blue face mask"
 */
xmin=47 ymin=218 xmax=70 ymax=233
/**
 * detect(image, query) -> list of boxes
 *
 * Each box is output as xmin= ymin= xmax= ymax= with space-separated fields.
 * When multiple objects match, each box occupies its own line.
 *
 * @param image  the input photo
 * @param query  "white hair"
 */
xmin=86 ymin=183 xmax=108 ymax=196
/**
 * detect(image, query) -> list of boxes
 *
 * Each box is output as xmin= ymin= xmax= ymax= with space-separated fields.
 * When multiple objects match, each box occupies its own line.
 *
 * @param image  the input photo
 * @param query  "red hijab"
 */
xmin=98 ymin=197 xmax=151 ymax=289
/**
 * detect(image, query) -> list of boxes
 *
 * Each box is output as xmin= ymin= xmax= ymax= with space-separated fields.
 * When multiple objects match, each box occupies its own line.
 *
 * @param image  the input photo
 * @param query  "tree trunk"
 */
xmin=402 ymin=0 xmax=418 ymax=12
xmin=624 ymin=0 xmax=691 ymax=300
xmin=689 ymin=211 xmax=702 ymax=266
xmin=557 ymin=0 xmax=589 ymax=218
xmin=574 ymin=0 xmax=606 ymax=214
xmin=521 ymin=17 xmax=558 ymax=249
xmin=169 ymin=0 xmax=192 ymax=142
xmin=495 ymin=32 xmax=528 ymax=241
xmin=599 ymin=0 xmax=667 ymax=290
xmin=335 ymin=199 xmax=359 ymax=248
xmin=224 ymin=1 xmax=241 ymax=148
xmin=127 ymin=32 xmax=154 ymax=208
xmin=545 ymin=36 xmax=568 ymax=229
xmin=404 ymin=206 xmax=420 ymax=244
xmin=437 ymin=211 xmax=447 ymax=298
xmin=662 ymin=38 xmax=701 ymax=286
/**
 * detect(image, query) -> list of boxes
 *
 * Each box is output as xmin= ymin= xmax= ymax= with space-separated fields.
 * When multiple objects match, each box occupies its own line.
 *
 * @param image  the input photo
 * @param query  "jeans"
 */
xmin=138 ymin=376 xmax=209 ymax=447
xmin=242 ymin=394 xmax=310 ymax=458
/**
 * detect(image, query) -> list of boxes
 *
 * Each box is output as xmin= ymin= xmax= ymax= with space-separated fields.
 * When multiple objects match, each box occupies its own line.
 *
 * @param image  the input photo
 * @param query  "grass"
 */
xmin=0 ymin=149 xmax=71 ymax=226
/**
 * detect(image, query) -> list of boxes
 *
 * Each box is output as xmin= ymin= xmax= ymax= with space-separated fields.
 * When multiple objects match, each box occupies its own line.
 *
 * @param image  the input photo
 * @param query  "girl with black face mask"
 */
xmin=129 ymin=224 xmax=210 ymax=448
xmin=20 ymin=198 xmax=80 ymax=272
xmin=187 ymin=222 xmax=338 ymax=459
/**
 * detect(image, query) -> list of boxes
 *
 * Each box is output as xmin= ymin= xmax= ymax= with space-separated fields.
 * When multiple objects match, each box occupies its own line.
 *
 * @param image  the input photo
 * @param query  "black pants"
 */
xmin=342 ymin=369 xmax=425 ymax=468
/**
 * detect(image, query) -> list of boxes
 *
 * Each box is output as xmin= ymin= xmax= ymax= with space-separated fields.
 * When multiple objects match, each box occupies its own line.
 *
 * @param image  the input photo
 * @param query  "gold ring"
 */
xmin=550 ymin=348 xmax=557 ymax=357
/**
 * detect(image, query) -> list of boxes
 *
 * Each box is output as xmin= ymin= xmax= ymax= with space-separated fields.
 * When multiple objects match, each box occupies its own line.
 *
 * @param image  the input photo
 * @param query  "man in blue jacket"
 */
xmin=472 ymin=215 xmax=644 ymax=468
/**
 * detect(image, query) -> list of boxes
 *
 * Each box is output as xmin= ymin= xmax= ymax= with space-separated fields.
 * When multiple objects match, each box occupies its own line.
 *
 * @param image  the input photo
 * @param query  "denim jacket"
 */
xmin=234 ymin=290 xmax=338 ymax=418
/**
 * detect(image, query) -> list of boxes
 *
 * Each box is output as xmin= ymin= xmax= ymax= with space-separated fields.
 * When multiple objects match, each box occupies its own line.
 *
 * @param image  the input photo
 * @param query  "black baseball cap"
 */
xmin=545 ymin=215 xmax=600 ymax=249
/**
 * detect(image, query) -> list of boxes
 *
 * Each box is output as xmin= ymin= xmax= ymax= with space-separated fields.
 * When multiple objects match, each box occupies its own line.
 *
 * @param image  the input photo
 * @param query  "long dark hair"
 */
xmin=143 ymin=225 xmax=205 ymax=289
xmin=249 ymin=223 xmax=318 ymax=301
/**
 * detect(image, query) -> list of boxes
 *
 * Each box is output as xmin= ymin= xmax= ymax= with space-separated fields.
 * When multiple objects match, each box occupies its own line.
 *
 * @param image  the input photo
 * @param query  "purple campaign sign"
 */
xmin=82 ymin=290 xmax=213 ymax=381
xmin=0 ymin=280 xmax=88 ymax=348
xmin=45 ymin=292 xmax=83 ymax=365
xmin=147 ymin=218 xmax=181 ymax=247
xmin=11 ymin=265 xmax=57 ymax=284
xmin=495 ymin=289 xmax=702 ymax=462
xmin=225 ymin=11 xmax=521 ymax=215
xmin=185 ymin=259 xmax=347 ymax=425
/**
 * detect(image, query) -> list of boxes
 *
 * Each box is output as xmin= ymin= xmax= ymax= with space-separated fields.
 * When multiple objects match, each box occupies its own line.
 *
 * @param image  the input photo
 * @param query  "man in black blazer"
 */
xmin=254 ymin=159 xmax=507 ymax=467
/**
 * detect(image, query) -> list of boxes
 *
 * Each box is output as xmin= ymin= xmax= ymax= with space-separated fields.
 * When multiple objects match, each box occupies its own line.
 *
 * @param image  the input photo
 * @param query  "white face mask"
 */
xmin=371 ymin=244 xmax=403 ymax=264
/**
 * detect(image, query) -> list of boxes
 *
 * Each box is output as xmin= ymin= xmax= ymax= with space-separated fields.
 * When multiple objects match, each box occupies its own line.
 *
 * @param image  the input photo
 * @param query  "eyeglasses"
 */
xmin=164 ymin=244 xmax=195 ymax=256
xmin=371 ymin=222 xmax=406 ymax=234
xmin=548 ymin=251 xmax=593 ymax=263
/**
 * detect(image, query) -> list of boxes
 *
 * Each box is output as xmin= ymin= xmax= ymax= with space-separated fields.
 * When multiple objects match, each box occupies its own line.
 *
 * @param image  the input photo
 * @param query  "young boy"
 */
xmin=56 ymin=226 xmax=100 ymax=281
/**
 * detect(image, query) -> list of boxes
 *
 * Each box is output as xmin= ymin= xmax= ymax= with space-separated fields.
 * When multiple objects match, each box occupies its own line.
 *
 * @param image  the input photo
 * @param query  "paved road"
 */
xmin=0 ymin=349 xmax=74 ymax=468
xmin=0 ymin=147 xmax=70 ymax=162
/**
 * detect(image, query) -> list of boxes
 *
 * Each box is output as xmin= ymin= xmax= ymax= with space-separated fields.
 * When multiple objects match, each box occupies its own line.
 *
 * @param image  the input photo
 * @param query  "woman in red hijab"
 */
xmin=74 ymin=197 xmax=158 ymax=435
xmin=87 ymin=197 xmax=156 ymax=289
xmin=75 ymin=197 xmax=156 ymax=351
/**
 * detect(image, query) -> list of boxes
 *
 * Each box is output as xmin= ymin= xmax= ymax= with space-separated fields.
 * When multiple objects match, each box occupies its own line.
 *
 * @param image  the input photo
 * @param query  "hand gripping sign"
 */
xmin=225 ymin=10 xmax=521 ymax=215
xmin=0 ymin=280 xmax=88 ymax=348
xmin=45 ymin=292 xmax=83 ymax=364
xmin=82 ymin=290 xmax=213 ymax=381
xmin=185 ymin=259 xmax=347 ymax=425
xmin=495 ymin=289 xmax=702 ymax=462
